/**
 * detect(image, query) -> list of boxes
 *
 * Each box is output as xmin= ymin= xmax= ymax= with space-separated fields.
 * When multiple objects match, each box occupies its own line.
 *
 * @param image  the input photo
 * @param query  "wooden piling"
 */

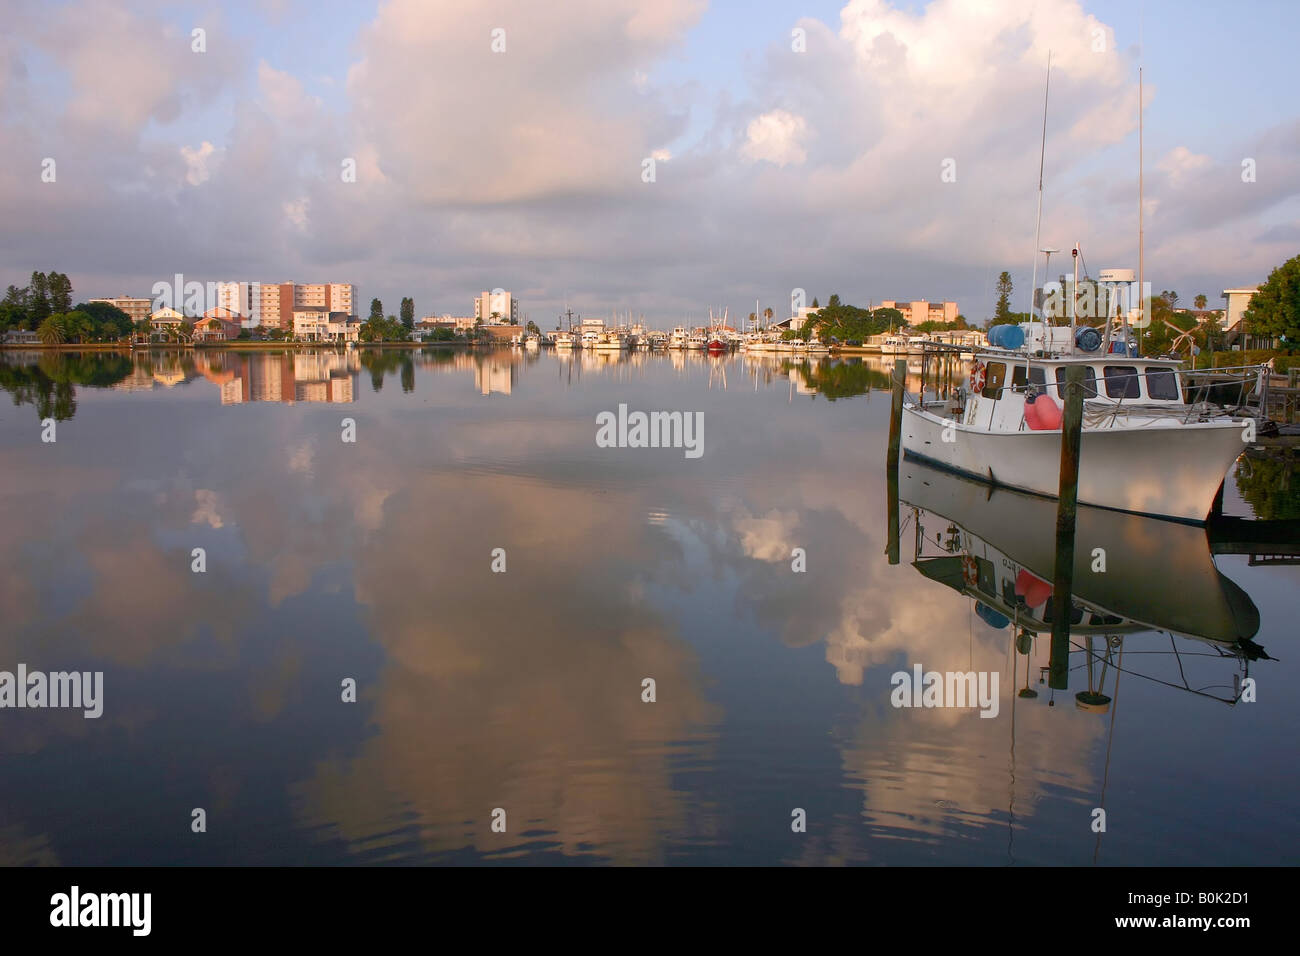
xmin=1049 ymin=366 xmax=1085 ymax=690
xmin=887 ymin=359 xmax=906 ymax=471
xmin=886 ymin=359 xmax=907 ymax=565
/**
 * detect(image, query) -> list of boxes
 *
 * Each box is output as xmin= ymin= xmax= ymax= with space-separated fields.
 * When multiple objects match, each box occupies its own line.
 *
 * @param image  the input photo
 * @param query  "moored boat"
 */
xmin=900 ymin=323 xmax=1260 ymax=523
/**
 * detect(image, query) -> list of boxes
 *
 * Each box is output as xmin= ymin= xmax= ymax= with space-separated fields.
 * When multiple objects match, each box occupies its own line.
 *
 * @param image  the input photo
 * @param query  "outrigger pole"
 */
xmin=1028 ymin=52 xmax=1051 ymax=326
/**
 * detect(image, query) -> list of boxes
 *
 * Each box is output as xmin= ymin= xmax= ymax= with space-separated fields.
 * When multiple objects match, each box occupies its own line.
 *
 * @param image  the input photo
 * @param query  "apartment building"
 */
xmin=474 ymin=290 xmax=520 ymax=325
xmin=88 ymin=296 xmax=152 ymax=325
xmin=879 ymin=299 xmax=960 ymax=325
xmin=215 ymin=282 xmax=357 ymax=329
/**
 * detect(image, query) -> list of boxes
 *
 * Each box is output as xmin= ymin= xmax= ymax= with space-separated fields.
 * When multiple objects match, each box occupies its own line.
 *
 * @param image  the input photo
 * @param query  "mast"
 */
xmin=1137 ymin=67 xmax=1144 ymax=357
xmin=1029 ymin=52 xmax=1052 ymax=325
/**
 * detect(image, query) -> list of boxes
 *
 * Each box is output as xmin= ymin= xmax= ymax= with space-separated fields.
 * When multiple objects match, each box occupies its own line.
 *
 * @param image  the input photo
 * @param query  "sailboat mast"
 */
xmin=1029 ymin=52 xmax=1051 ymax=325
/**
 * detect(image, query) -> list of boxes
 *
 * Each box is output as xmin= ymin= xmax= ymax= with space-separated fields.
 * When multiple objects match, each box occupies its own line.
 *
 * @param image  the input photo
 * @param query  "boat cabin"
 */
xmin=962 ymin=355 xmax=1186 ymax=431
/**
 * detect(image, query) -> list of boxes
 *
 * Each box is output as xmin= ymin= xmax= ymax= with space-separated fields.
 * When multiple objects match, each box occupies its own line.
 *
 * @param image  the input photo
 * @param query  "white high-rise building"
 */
xmin=216 ymin=282 xmax=254 ymax=321
xmin=474 ymin=290 xmax=519 ymax=325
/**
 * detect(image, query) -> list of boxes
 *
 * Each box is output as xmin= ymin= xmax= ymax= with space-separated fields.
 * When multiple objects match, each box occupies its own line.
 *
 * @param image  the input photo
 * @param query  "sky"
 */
xmin=2 ymin=0 xmax=1297 ymax=326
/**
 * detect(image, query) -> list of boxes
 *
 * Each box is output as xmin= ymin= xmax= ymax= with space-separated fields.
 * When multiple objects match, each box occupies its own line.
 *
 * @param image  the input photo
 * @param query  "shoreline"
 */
xmin=0 ymin=340 xmax=476 ymax=351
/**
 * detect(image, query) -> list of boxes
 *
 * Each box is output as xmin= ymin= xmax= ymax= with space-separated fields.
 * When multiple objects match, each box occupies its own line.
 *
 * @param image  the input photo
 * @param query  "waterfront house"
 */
xmin=149 ymin=307 xmax=190 ymax=343
xmin=195 ymin=308 xmax=243 ymax=342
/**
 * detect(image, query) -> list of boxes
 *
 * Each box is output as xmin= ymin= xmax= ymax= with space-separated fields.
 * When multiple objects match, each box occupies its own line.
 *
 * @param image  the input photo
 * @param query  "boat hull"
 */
xmin=900 ymin=460 xmax=1259 ymax=644
xmin=901 ymin=404 xmax=1246 ymax=523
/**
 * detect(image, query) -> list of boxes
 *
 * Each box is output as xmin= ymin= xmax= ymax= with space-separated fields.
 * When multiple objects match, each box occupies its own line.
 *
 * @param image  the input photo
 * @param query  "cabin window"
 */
xmin=1011 ymin=365 xmax=1027 ymax=390
xmin=1054 ymin=365 xmax=1098 ymax=398
xmin=983 ymin=362 xmax=1007 ymax=399
xmin=1028 ymin=367 xmax=1046 ymax=393
xmin=1103 ymin=365 xmax=1141 ymax=399
xmin=1146 ymin=367 xmax=1179 ymax=400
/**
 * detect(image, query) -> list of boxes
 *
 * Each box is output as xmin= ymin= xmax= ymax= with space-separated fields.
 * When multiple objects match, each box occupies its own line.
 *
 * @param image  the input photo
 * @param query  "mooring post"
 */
xmin=888 ymin=359 xmax=906 ymax=471
xmin=886 ymin=359 xmax=907 ymax=565
xmin=1049 ymin=366 xmax=1085 ymax=690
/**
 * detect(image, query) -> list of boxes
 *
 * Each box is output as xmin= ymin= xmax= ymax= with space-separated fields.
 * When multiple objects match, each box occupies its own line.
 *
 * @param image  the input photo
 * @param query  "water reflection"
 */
xmin=901 ymin=460 xmax=1269 ymax=703
xmin=0 ymin=348 xmax=1295 ymax=865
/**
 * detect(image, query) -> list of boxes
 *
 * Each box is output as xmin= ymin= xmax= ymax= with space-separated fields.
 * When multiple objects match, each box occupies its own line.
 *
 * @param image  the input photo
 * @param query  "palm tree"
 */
xmin=1195 ymin=294 xmax=1207 ymax=311
xmin=37 ymin=316 xmax=65 ymax=344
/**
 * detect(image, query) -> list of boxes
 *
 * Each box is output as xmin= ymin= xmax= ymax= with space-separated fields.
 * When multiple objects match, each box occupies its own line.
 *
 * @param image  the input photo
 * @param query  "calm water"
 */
xmin=0 ymin=347 xmax=1295 ymax=866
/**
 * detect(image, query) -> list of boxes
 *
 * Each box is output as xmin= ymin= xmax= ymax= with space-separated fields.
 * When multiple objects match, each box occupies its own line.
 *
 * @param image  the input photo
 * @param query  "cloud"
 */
xmin=0 ymin=0 xmax=1295 ymax=324
xmin=740 ymin=110 xmax=808 ymax=167
xmin=181 ymin=141 xmax=218 ymax=186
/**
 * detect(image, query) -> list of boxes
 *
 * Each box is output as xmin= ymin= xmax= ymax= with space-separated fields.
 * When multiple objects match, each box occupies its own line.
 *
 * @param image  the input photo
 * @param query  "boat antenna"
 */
xmin=1029 ymin=52 xmax=1051 ymax=326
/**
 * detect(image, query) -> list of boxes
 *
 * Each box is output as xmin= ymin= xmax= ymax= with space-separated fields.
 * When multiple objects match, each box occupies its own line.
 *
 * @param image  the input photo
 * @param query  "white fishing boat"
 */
xmin=523 ymin=333 xmax=540 ymax=350
xmin=906 ymin=335 xmax=931 ymax=354
xmin=901 ymin=317 xmax=1262 ymax=523
xmin=777 ymin=337 xmax=807 ymax=352
xmin=595 ymin=330 xmax=628 ymax=350
xmin=686 ymin=330 xmax=707 ymax=350
xmin=903 ymin=59 xmax=1263 ymax=525
xmin=668 ymin=326 xmax=688 ymax=349
xmin=553 ymin=330 xmax=575 ymax=349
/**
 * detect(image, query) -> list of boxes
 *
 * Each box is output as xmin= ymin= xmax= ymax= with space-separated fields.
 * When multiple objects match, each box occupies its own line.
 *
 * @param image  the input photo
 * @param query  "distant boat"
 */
xmin=880 ymin=334 xmax=909 ymax=355
xmin=595 ymin=330 xmax=628 ymax=350
xmin=668 ymin=326 xmax=688 ymax=349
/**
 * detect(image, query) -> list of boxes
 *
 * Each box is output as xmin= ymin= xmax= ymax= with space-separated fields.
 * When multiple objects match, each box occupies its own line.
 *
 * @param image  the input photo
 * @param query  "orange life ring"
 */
xmin=961 ymin=555 xmax=979 ymax=587
xmin=968 ymin=361 xmax=986 ymax=393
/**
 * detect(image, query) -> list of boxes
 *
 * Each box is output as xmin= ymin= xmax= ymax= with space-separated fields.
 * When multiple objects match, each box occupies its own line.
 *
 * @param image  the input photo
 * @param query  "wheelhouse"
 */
xmin=961 ymin=355 xmax=1187 ymax=432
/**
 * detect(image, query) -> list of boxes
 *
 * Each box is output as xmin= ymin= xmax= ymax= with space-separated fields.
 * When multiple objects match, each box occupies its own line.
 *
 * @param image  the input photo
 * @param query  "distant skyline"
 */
xmin=2 ymin=0 xmax=1297 ymax=325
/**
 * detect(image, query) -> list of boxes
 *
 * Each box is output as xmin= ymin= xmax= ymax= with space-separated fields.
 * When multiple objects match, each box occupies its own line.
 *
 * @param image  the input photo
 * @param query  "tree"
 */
xmin=62 ymin=310 xmax=93 ymax=342
xmin=369 ymin=297 xmax=384 ymax=322
xmin=1243 ymin=253 xmax=1300 ymax=344
xmin=48 ymin=272 xmax=73 ymax=313
xmin=763 ymin=307 xmax=773 ymax=325
xmin=526 ymin=319 xmax=539 ymax=335
xmin=78 ymin=301 xmax=133 ymax=340
xmin=400 ymin=296 xmax=414 ymax=331
xmin=811 ymin=297 xmax=819 ymax=308
xmin=827 ymin=293 xmax=841 ymax=308
xmin=874 ymin=306 xmax=905 ymax=329
xmin=36 ymin=315 xmax=65 ymax=344
xmin=1160 ymin=290 xmax=1179 ymax=312
xmin=28 ymin=272 xmax=51 ymax=325
xmin=1194 ymin=294 xmax=1207 ymax=311
xmin=993 ymin=271 xmax=1014 ymax=324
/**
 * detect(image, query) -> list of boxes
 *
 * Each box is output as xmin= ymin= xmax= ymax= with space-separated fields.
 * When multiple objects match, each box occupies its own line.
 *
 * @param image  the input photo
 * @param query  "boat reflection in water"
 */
xmin=900 ymin=460 xmax=1270 ymax=708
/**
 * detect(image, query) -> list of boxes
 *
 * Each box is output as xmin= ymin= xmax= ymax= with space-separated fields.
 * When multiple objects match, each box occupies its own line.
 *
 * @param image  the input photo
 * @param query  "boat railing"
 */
xmin=1181 ymin=362 xmax=1267 ymax=415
